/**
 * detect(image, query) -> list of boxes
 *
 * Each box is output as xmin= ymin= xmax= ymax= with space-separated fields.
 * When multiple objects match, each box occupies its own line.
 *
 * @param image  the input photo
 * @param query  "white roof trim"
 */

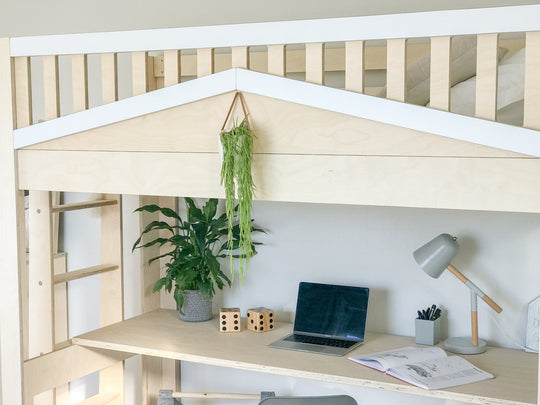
xmin=13 ymin=68 xmax=540 ymax=157
xmin=10 ymin=5 xmax=540 ymax=56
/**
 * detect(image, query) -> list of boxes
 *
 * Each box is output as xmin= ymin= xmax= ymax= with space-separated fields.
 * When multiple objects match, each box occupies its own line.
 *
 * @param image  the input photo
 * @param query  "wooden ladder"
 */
xmin=25 ymin=191 xmax=124 ymax=405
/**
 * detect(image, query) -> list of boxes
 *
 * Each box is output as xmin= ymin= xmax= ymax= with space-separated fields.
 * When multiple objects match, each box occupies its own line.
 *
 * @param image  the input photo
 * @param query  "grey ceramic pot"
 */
xmin=179 ymin=290 xmax=212 ymax=322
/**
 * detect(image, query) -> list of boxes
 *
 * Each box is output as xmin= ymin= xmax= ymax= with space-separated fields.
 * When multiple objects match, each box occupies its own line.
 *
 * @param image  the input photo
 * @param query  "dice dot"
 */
xmin=234 ymin=320 xmax=239 ymax=324
xmin=221 ymin=315 xmax=226 ymax=319
xmin=233 ymin=314 xmax=239 ymax=318
xmin=255 ymin=326 xmax=258 ymax=330
xmin=250 ymin=319 xmax=254 ymax=324
xmin=270 ymin=324 xmax=274 ymax=329
xmin=260 ymin=320 xmax=263 ymax=325
xmin=260 ymin=327 xmax=264 ymax=331
xmin=269 ymin=313 xmax=273 ymax=317
xmin=247 ymin=313 xmax=251 ymax=317
xmin=260 ymin=315 xmax=263 ymax=319
xmin=221 ymin=321 xmax=226 ymax=325
xmin=270 ymin=318 xmax=274 ymax=323
xmin=222 ymin=327 xmax=226 ymax=331
xmin=234 ymin=326 xmax=239 ymax=330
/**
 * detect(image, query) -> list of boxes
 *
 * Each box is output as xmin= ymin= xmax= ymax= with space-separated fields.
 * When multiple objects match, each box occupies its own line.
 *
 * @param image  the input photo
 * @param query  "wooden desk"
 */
xmin=73 ymin=309 xmax=537 ymax=405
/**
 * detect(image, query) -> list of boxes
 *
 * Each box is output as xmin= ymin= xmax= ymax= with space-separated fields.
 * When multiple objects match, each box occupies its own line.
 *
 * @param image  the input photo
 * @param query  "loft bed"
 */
xmin=1 ymin=5 xmax=540 ymax=405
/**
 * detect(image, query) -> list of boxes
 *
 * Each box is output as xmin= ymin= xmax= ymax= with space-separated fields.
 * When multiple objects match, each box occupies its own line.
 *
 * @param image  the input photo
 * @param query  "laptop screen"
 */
xmin=294 ymin=282 xmax=369 ymax=341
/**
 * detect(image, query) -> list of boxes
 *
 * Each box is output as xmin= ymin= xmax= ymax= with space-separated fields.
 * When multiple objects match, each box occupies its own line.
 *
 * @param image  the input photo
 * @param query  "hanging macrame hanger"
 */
xmin=221 ymin=91 xmax=250 ymax=131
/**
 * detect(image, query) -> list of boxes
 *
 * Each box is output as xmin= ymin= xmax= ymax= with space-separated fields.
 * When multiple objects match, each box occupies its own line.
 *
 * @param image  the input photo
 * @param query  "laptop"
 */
xmin=269 ymin=282 xmax=369 ymax=356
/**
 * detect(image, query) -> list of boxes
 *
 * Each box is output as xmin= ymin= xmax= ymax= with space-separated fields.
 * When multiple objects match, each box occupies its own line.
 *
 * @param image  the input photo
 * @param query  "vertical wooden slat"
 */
xmin=232 ymin=46 xmax=249 ymax=69
xmin=430 ymin=36 xmax=452 ymax=111
xmin=101 ymin=53 xmax=118 ymax=105
xmin=28 ymin=191 xmax=54 ymax=359
xmin=197 ymin=48 xmax=214 ymax=78
xmin=99 ymin=194 xmax=124 ymax=404
xmin=0 ymin=37 xmax=24 ymax=405
xmin=147 ymin=56 xmax=158 ymax=92
xmin=14 ymin=56 xmax=32 ymax=128
xmin=53 ymin=253 xmax=69 ymax=405
xmin=345 ymin=41 xmax=365 ymax=93
xmin=164 ymin=50 xmax=181 ymax=86
xmin=475 ymin=33 xmax=499 ymax=121
xmin=305 ymin=42 xmax=324 ymax=85
xmin=42 ymin=55 xmax=59 ymax=120
xmin=386 ymin=38 xmax=407 ymax=102
xmin=267 ymin=45 xmax=285 ymax=77
xmin=72 ymin=54 xmax=88 ymax=113
xmin=524 ymin=31 xmax=540 ymax=130
xmin=157 ymin=196 xmax=181 ymax=398
xmin=132 ymin=51 xmax=148 ymax=96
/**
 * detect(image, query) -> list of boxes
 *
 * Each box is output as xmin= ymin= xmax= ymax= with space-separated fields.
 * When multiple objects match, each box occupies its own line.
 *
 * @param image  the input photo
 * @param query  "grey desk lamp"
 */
xmin=413 ymin=233 xmax=502 ymax=354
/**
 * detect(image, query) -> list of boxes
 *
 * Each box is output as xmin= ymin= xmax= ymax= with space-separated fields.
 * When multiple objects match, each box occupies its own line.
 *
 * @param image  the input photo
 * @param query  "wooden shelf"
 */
xmin=72 ymin=309 xmax=538 ymax=405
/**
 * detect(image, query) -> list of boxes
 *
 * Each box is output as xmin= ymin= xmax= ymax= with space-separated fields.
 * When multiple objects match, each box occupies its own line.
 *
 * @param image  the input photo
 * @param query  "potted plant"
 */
xmin=132 ymin=197 xmax=262 ymax=322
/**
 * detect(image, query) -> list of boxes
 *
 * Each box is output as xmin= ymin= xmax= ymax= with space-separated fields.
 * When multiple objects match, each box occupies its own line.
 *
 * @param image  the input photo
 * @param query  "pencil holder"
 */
xmin=415 ymin=318 xmax=441 ymax=345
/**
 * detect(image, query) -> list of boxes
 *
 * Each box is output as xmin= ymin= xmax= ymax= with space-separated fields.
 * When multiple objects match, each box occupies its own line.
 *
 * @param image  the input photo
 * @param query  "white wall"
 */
xmin=5 ymin=1 xmax=540 ymax=404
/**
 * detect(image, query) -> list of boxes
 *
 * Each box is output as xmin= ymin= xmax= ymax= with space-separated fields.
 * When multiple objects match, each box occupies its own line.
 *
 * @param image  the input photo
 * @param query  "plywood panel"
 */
xmin=386 ymin=38 xmax=406 ymax=102
xmin=430 ymin=36 xmax=451 ymax=111
xmin=24 ymin=345 xmax=131 ymax=400
xmin=14 ymin=56 xmax=32 ymax=128
xmin=73 ymin=309 xmax=538 ymax=405
xmin=524 ymin=31 xmax=540 ymax=130
xmin=345 ymin=41 xmax=364 ymax=93
xmin=17 ymin=149 xmax=540 ymax=214
xmin=475 ymin=34 xmax=499 ymax=121
xmin=26 ymin=92 xmax=523 ymax=158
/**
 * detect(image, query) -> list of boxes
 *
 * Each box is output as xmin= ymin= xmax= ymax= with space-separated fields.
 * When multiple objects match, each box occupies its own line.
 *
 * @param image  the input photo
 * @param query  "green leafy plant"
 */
xmin=220 ymin=118 xmax=255 ymax=279
xmin=132 ymin=198 xmax=261 ymax=311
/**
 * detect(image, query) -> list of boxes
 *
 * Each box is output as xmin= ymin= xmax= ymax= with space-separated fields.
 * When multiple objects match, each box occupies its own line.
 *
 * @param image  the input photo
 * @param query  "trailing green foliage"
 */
xmin=220 ymin=119 xmax=255 ymax=279
xmin=132 ymin=198 xmax=262 ymax=311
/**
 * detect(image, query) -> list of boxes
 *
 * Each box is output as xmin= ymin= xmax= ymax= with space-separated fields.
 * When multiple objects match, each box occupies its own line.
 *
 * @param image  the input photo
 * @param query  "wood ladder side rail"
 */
xmin=53 ymin=264 xmax=119 ymax=284
xmin=51 ymin=199 xmax=118 ymax=213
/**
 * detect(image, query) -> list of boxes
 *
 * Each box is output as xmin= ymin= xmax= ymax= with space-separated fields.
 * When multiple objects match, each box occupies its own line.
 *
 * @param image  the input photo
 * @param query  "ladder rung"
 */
xmin=54 ymin=264 xmax=119 ymax=284
xmin=51 ymin=199 xmax=118 ymax=213
xmin=74 ymin=392 xmax=119 ymax=405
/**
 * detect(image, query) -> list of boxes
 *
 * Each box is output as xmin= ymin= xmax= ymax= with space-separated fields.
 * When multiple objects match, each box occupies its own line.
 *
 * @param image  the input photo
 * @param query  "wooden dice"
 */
xmin=247 ymin=307 xmax=274 ymax=332
xmin=219 ymin=308 xmax=241 ymax=332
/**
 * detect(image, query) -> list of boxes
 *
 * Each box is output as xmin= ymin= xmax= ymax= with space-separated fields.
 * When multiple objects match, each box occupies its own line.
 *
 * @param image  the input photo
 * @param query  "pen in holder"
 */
xmin=415 ymin=305 xmax=441 ymax=345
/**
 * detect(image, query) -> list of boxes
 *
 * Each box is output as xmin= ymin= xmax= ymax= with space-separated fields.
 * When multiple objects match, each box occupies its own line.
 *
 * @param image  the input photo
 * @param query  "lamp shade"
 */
xmin=413 ymin=233 xmax=459 ymax=278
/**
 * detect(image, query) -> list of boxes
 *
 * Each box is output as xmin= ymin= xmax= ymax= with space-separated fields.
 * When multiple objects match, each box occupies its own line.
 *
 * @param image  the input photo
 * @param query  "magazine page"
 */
xmin=348 ymin=346 xmax=447 ymax=371
xmin=387 ymin=355 xmax=494 ymax=390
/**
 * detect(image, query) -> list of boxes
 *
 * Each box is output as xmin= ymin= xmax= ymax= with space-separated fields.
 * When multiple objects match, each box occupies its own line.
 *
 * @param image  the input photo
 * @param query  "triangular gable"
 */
xmin=14 ymin=68 xmax=540 ymax=157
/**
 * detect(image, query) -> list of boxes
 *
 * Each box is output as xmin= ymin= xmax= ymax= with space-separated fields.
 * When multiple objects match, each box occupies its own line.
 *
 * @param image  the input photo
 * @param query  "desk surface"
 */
xmin=73 ymin=309 xmax=537 ymax=405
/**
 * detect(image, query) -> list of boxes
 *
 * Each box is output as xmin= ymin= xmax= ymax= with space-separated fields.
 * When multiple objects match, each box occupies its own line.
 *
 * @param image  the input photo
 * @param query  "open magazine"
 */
xmin=348 ymin=346 xmax=494 ymax=390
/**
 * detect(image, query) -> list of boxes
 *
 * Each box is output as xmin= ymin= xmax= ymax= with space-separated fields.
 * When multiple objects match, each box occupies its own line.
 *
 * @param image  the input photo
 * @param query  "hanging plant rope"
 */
xmin=220 ymin=92 xmax=255 ymax=281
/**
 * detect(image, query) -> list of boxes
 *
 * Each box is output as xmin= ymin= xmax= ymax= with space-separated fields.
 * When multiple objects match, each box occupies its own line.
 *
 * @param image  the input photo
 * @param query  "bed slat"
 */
xmin=197 ymin=48 xmax=214 ymax=77
xmin=163 ymin=50 xmax=181 ymax=86
xmin=475 ymin=33 xmax=499 ymax=121
xmin=232 ymin=46 xmax=249 ymax=69
xmin=430 ymin=36 xmax=451 ymax=111
xmin=386 ymin=38 xmax=407 ymax=102
xmin=345 ymin=41 xmax=364 ymax=93
xmin=72 ymin=54 xmax=88 ymax=113
xmin=132 ymin=51 xmax=149 ymax=96
xmin=267 ymin=44 xmax=285 ymax=77
xmin=305 ymin=42 xmax=324 ymax=85
xmin=14 ymin=56 xmax=32 ymax=128
xmin=524 ymin=31 xmax=540 ymax=130
xmin=43 ymin=55 xmax=60 ymax=120
xmin=101 ymin=53 xmax=118 ymax=104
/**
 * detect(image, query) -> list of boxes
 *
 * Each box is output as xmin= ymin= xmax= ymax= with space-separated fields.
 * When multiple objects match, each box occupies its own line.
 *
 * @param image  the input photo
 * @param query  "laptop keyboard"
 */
xmin=284 ymin=334 xmax=357 ymax=348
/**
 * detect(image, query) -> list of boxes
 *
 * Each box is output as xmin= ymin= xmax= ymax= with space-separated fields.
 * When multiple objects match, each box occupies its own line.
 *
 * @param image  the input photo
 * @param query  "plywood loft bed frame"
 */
xmin=2 ymin=5 xmax=540 ymax=405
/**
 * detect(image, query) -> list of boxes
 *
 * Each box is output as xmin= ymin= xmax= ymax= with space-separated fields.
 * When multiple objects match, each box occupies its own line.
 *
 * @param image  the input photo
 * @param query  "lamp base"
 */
xmin=444 ymin=337 xmax=486 ymax=354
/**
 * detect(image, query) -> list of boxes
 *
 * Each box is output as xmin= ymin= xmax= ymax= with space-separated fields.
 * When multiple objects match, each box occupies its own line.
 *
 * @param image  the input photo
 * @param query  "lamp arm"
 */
xmin=447 ymin=264 xmax=503 ymax=313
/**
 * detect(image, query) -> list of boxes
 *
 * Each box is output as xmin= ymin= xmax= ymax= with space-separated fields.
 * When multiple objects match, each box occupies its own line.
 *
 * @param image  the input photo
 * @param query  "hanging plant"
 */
xmin=220 ymin=93 xmax=256 ymax=280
